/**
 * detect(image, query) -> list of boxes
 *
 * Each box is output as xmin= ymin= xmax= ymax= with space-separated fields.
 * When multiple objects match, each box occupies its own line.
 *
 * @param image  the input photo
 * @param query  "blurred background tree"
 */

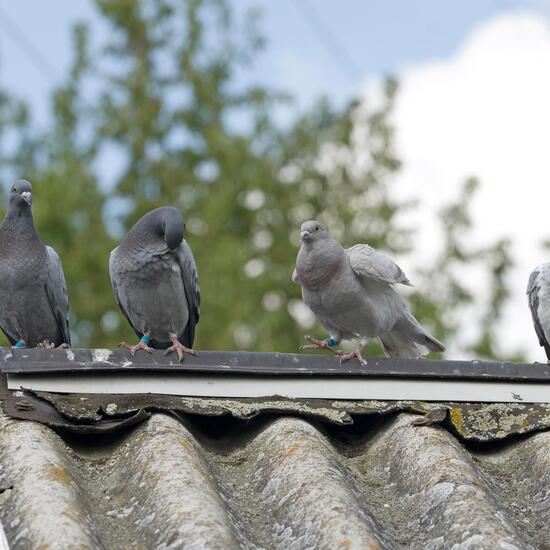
xmin=0 ymin=0 xmax=518 ymax=359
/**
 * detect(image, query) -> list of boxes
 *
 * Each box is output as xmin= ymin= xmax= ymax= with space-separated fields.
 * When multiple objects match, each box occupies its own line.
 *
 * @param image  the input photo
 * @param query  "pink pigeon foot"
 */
xmin=164 ymin=334 xmax=196 ymax=362
xmin=337 ymin=348 xmax=368 ymax=366
xmin=299 ymin=335 xmax=337 ymax=353
xmin=120 ymin=337 xmax=153 ymax=356
xmin=37 ymin=339 xmax=54 ymax=349
xmin=37 ymin=340 xmax=69 ymax=349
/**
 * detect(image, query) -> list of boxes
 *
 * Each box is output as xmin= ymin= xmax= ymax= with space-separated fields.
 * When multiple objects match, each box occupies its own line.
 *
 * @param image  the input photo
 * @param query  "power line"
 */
xmin=290 ymin=0 xmax=361 ymax=82
xmin=0 ymin=4 xmax=58 ymax=83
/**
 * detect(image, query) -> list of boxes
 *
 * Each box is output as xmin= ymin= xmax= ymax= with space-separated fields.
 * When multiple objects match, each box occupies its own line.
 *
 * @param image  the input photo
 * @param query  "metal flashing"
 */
xmin=1 ymin=348 xmax=549 ymax=381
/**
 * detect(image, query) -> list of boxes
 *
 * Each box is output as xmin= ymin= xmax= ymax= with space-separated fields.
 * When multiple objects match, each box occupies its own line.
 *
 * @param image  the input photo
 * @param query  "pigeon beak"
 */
xmin=300 ymin=230 xmax=311 ymax=241
xmin=21 ymin=191 xmax=32 ymax=206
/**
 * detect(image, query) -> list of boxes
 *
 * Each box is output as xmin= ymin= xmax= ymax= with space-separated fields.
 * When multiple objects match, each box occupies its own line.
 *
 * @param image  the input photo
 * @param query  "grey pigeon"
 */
xmin=109 ymin=206 xmax=200 ymax=361
xmin=292 ymin=220 xmax=445 ymax=365
xmin=0 ymin=180 xmax=71 ymax=348
xmin=527 ymin=263 xmax=550 ymax=361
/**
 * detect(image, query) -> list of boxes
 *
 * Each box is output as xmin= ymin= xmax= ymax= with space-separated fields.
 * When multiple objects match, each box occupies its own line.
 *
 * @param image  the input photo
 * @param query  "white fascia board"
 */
xmin=7 ymin=373 xmax=550 ymax=403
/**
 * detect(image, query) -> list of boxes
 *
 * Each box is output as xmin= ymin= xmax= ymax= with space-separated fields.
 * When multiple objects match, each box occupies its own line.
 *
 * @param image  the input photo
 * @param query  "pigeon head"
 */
xmin=300 ymin=220 xmax=329 ymax=243
xmin=162 ymin=207 xmax=185 ymax=251
xmin=9 ymin=180 xmax=33 ymax=209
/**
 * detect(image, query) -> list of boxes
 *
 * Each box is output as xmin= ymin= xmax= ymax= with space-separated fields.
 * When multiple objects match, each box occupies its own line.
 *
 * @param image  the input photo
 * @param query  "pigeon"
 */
xmin=0 ymin=180 xmax=71 ymax=348
xmin=292 ymin=220 xmax=445 ymax=365
xmin=527 ymin=263 xmax=550 ymax=361
xmin=109 ymin=206 xmax=200 ymax=361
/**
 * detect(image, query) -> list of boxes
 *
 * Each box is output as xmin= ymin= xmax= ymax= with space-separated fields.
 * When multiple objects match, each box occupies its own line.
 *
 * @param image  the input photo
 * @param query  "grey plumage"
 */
xmin=109 ymin=206 xmax=200 ymax=350
xmin=346 ymin=244 xmax=412 ymax=286
xmin=0 ymin=180 xmax=71 ymax=347
xmin=293 ymin=220 xmax=445 ymax=360
xmin=527 ymin=264 xmax=550 ymax=360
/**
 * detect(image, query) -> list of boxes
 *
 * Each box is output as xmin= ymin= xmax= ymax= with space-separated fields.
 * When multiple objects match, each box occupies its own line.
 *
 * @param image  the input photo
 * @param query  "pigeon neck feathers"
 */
xmin=123 ymin=207 xmax=184 ymax=252
xmin=1 ymin=200 xmax=41 ymax=245
xmin=6 ymin=199 xmax=34 ymax=220
xmin=296 ymin=236 xmax=346 ymax=289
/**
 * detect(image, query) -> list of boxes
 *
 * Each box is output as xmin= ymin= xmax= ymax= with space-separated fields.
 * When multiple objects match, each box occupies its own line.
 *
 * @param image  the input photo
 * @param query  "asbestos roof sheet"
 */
xmin=1 ymin=407 xmax=549 ymax=549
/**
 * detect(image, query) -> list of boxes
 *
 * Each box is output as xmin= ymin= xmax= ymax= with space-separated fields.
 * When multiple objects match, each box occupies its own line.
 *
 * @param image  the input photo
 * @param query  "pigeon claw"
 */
xmin=37 ymin=339 xmax=55 ymax=349
xmin=37 ymin=340 xmax=70 ymax=349
xmin=337 ymin=349 xmax=368 ymax=367
xmin=119 ymin=340 xmax=153 ymax=356
xmin=164 ymin=337 xmax=196 ymax=363
xmin=299 ymin=335 xmax=337 ymax=353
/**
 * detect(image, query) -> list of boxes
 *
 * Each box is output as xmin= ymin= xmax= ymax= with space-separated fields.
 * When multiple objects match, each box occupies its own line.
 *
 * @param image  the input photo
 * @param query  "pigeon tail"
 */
xmin=420 ymin=331 xmax=446 ymax=353
xmin=379 ymin=313 xmax=446 ymax=358
xmin=378 ymin=331 xmax=427 ymax=359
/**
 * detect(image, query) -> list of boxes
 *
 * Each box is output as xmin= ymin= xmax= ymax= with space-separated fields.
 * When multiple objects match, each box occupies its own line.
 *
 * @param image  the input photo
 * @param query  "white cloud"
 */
xmin=369 ymin=12 xmax=550 ymax=360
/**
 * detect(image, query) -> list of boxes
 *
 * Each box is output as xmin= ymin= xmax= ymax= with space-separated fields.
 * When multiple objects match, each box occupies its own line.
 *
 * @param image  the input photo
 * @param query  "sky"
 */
xmin=1 ymin=0 xmax=550 ymax=359
xmin=0 ymin=0 xmax=525 ymax=125
xmin=388 ymin=9 xmax=550 ymax=360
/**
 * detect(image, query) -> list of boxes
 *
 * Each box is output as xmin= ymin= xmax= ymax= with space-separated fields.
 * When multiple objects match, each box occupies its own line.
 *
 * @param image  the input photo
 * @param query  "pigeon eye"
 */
xmin=11 ymin=187 xmax=16 ymax=193
xmin=315 ymin=226 xmax=319 ymax=231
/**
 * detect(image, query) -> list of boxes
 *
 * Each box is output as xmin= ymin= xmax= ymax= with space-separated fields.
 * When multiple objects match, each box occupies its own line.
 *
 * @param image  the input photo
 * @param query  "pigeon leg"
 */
xmin=299 ymin=335 xmax=338 ymax=353
xmin=337 ymin=340 xmax=368 ymax=366
xmin=164 ymin=333 xmax=196 ymax=363
xmin=120 ymin=334 xmax=153 ymax=356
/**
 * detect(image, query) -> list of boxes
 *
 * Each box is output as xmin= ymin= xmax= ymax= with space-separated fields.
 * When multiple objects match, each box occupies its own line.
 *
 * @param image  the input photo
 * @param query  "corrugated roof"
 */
xmin=1 ymin=407 xmax=549 ymax=549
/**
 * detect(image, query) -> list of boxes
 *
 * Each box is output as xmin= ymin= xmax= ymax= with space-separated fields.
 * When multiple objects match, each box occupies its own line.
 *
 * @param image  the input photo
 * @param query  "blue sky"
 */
xmin=238 ymin=0 xmax=509 ymax=105
xmin=0 ymin=0 xmax=536 ymax=125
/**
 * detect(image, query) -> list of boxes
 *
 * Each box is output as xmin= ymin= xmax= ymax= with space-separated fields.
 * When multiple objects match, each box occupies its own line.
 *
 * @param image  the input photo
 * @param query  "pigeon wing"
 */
xmin=45 ymin=246 xmax=71 ymax=346
xmin=109 ymin=249 xmax=143 ymax=341
xmin=175 ymin=239 xmax=200 ymax=348
xmin=527 ymin=268 xmax=550 ymax=359
xmin=346 ymin=244 xmax=412 ymax=286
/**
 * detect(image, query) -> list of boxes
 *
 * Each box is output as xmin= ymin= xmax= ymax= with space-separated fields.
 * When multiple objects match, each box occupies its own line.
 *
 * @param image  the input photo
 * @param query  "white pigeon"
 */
xmin=292 ymin=220 xmax=445 ymax=365
xmin=527 ymin=263 xmax=550 ymax=361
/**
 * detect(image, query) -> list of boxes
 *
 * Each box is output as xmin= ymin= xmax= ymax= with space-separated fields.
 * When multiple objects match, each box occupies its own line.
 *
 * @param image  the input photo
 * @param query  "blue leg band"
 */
xmin=14 ymin=341 xmax=25 ymax=349
xmin=325 ymin=338 xmax=337 ymax=347
xmin=140 ymin=335 xmax=150 ymax=344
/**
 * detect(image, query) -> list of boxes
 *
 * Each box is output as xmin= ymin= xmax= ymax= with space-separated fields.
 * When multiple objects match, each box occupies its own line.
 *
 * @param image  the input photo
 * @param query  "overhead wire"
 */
xmin=0 ymin=4 xmax=58 ymax=82
xmin=290 ymin=0 xmax=361 ymax=82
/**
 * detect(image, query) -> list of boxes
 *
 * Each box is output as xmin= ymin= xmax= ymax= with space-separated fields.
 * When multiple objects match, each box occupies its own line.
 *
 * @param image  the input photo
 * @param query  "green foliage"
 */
xmin=0 ymin=0 xmax=517 ymax=359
